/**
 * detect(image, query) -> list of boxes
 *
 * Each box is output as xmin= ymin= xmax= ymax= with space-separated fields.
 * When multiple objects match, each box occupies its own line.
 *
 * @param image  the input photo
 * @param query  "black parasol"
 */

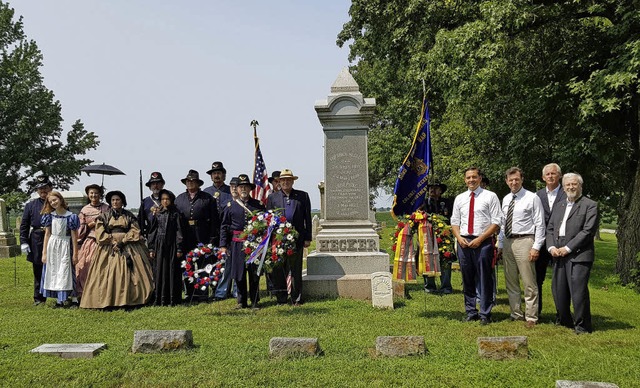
xmin=81 ymin=163 xmax=126 ymax=186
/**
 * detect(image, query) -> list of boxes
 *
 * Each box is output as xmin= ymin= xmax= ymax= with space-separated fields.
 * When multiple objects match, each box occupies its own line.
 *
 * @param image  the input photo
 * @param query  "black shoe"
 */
xmin=52 ymin=302 xmax=64 ymax=309
xmin=33 ymin=300 xmax=45 ymax=306
xmin=465 ymin=315 xmax=480 ymax=322
xmin=69 ymin=301 xmax=80 ymax=309
xmin=480 ymin=318 xmax=491 ymax=326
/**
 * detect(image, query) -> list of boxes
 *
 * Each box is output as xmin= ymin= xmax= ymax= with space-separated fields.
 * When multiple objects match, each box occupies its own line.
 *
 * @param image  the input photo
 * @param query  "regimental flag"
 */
xmin=391 ymin=99 xmax=433 ymax=217
xmin=252 ymin=138 xmax=272 ymax=205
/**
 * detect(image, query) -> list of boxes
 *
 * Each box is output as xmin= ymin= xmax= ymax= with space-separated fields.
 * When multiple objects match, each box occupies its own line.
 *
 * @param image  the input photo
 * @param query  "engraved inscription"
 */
xmin=326 ymin=148 xmax=367 ymax=220
xmin=316 ymin=238 xmax=379 ymax=253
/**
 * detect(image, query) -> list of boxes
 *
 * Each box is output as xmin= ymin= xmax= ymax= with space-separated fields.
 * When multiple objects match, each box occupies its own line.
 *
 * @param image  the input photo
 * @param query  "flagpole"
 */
xmin=250 ymin=119 xmax=259 ymax=147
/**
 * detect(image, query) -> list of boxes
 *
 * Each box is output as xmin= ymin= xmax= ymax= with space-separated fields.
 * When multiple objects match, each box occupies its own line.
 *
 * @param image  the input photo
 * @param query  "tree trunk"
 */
xmin=616 ymin=97 xmax=640 ymax=287
xmin=616 ymin=164 xmax=640 ymax=286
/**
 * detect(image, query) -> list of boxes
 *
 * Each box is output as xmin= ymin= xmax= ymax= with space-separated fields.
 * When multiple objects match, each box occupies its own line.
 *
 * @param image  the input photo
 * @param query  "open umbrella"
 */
xmin=81 ymin=163 xmax=126 ymax=186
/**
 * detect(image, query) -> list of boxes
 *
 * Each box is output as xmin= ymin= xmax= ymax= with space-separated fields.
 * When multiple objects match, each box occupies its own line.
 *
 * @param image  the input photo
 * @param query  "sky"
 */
xmin=10 ymin=0 xmax=394 ymax=209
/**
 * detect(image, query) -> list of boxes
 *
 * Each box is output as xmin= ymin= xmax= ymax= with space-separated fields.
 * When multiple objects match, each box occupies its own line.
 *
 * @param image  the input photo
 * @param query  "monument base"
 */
xmin=303 ymin=251 xmax=390 ymax=300
xmin=0 ymin=234 xmax=20 ymax=258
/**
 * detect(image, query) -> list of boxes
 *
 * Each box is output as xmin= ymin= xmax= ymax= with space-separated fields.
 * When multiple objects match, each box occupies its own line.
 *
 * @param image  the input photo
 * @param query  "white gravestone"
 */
xmin=371 ymin=271 xmax=394 ymax=309
xmin=30 ymin=343 xmax=107 ymax=359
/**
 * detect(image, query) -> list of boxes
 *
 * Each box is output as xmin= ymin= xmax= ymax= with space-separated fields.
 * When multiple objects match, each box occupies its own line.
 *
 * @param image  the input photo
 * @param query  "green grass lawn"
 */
xmin=0 ymin=233 xmax=638 ymax=387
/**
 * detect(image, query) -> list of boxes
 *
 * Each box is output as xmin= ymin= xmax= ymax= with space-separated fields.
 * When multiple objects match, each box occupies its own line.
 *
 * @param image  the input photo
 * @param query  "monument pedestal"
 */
xmin=0 ymin=234 xmax=21 ymax=258
xmin=303 ymin=68 xmax=390 ymax=301
xmin=0 ymin=199 xmax=20 ymax=258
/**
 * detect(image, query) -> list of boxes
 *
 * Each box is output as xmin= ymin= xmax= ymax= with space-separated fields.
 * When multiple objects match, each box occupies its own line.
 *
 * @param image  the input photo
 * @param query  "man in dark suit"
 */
xmin=535 ymin=163 xmax=566 ymax=317
xmin=546 ymin=172 xmax=598 ymax=334
xmin=219 ymin=174 xmax=265 ymax=309
xmin=138 ymin=171 xmax=165 ymax=238
xmin=20 ymin=174 xmax=53 ymax=305
xmin=175 ymin=169 xmax=220 ymax=302
xmin=266 ymin=168 xmax=312 ymax=306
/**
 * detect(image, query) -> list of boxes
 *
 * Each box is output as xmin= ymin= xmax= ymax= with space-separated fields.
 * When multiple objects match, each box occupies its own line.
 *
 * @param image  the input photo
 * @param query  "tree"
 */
xmin=0 ymin=1 xmax=99 ymax=202
xmin=338 ymin=0 xmax=640 ymax=286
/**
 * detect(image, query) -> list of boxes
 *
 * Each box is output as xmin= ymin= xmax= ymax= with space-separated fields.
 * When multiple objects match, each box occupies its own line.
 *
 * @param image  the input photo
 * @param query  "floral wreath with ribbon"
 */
xmin=239 ymin=209 xmax=299 ymax=273
xmin=392 ymin=211 xmax=455 ymax=260
xmin=181 ymin=243 xmax=227 ymax=291
xmin=391 ymin=210 xmax=456 ymax=283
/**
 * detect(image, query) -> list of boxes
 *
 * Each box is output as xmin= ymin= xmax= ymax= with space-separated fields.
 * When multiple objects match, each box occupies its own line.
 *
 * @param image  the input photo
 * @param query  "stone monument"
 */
xmin=0 ymin=199 xmax=20 ymax=258
xmin=303 ymin=68 xmax=390 ymax=300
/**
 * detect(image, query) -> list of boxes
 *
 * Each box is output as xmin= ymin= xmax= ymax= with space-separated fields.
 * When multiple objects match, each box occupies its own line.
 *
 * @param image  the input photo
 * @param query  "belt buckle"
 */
xmin=188 ymin=220 xmax=196 ymax=226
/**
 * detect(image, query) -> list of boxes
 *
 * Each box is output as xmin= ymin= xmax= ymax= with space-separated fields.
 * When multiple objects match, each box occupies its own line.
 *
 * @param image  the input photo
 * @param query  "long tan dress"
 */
xmin=76 ymin=202 xmax=110 ymax=298
xmin=80 ymin=209 xmax=154 ymax=308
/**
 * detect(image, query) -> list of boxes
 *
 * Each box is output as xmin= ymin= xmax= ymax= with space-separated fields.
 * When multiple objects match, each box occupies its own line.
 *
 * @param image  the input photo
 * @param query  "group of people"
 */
xmin=435 ymin=163 xmax=598 ymax=334
xmin=20 ymin=162 xmax=312 ymax=310
xmin=19 ymin=161 xmax=597 ymax=333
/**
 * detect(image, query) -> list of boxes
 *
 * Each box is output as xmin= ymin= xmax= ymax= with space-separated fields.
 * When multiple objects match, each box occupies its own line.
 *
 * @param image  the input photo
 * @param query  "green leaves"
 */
xmin=0 ymin=2 xmax=99 ymax=194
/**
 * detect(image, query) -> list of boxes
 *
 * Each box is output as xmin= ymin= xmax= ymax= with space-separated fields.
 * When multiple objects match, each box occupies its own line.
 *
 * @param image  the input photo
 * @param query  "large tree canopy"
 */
xmin=339 ymin=0 xmax=640 ymax=285
xmin=0 ymin=1 xmax=99 ymax=204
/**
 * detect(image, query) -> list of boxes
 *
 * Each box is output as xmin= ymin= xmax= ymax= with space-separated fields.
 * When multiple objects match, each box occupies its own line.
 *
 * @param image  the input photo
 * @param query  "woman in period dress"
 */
xmin=80 ymin=191 xmax=154 ymax=309
xmin=40 ymin=191 xmax=80 ymax=308
xmin=148 ymin=189 xmax=185 ymax=306
xmin=75 ymin=184 xmax=110 ymax=301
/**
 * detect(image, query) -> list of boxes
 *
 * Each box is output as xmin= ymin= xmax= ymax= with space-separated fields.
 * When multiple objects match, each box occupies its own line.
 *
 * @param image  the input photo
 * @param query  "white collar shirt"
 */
xmin=559 ymin=200 xmax=575 ymax=238
xmin=546 ymin=185 xmax=561 ymax=210
xmin=497 ymin=188 xmax=546 ymax=250
xmin=450 ymin=187 xmax=502 ymax=237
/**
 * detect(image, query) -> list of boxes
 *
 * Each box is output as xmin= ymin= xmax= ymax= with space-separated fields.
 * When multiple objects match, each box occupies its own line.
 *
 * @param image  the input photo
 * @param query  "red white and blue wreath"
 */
xmin=181 ymin=243 xmax=227 ymax=291
xmin=240 ymin=210 xmax=298 ymax=273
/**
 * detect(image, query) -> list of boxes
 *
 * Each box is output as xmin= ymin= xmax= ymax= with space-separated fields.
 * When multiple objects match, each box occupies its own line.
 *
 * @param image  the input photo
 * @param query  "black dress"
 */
xmin=148 ymin=207 xmax=185 ymax=306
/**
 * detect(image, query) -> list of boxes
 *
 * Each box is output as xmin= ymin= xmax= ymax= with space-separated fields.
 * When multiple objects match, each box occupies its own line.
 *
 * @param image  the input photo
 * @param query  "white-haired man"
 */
xmin=546 ymin=173 xmax=598 ymax=334
xmin=535 ymin=163 xmax=565 ymax=318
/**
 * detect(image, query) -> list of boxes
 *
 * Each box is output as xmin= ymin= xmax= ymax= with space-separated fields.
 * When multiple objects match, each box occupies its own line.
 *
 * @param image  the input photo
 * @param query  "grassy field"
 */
xmin=0 ymin=231 xmax=638 ymax=386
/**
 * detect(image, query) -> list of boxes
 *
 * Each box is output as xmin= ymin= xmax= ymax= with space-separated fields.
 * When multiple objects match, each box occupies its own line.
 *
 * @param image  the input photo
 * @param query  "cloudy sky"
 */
xmin=11 ymin=0 xmax=393 ymax=208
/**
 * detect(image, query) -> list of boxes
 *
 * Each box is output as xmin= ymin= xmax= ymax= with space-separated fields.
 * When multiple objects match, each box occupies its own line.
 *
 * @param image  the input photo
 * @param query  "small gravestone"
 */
xmin=371 ymin=272 xmax=394 ymax=309
xmin=269 ymin=337 xmax=321 ymax=358
xmin=375 ymin=336 xmax=426 ymax=357
xmin=131 ymin=330 xmax=193 ymax=353
xmin=477 ymin=336 xmax=528 ymax=360
xmin=392 ymin=281 xmax=405 ymax=299
xmin=556 ymin=381 xmax=619 ymax=388
xmin=31 ymin=343 xmax=106 ymax=359
xmin=0 ymin=199 xmax=20 ymax=258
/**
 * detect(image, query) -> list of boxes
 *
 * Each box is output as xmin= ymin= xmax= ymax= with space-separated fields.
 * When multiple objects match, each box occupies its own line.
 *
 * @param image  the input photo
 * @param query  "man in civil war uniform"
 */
xmin=20 ymin=174 xmax=53 ymax=305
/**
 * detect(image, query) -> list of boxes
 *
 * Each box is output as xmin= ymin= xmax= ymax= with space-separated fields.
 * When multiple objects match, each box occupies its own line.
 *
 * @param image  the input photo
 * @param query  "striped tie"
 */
xmin=505 ymin=194 xmax=516 ymax=238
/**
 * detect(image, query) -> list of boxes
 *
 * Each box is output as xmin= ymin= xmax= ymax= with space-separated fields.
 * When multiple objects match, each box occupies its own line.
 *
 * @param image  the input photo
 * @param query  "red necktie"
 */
xmin=468 ymin=191 xmax=475 ymax=235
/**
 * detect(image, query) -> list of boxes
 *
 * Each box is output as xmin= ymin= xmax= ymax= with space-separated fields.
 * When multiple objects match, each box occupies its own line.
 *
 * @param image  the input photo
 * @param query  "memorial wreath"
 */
xmin=391 ymin=210 xmax=455 ymax=283
xmin=181 ymin=243 xmax=227 ymax=291
xmin=240 ymin=209 xmax=299 ymax=273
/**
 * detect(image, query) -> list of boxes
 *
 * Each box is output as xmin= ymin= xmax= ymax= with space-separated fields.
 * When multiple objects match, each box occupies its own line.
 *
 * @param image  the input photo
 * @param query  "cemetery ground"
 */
xmin=1 ymin=221 xmax=639 ymax=387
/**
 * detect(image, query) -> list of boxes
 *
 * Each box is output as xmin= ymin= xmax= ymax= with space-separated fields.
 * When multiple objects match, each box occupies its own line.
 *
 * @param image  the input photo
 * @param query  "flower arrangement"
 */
xmin=240 ymin=210 xmax=299 ymax=273
xmin=391 ymin=210 xmax=455 ymax=261
xmin=181 ymin=243 xmax=227 ymax=291
xmin=425 ymin=213 xmax=455 ymax=260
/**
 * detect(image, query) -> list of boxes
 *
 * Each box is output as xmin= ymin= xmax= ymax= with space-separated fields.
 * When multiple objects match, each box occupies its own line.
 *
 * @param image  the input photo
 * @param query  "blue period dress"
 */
xmin=40 ymin=211 xmax=80 ymax=303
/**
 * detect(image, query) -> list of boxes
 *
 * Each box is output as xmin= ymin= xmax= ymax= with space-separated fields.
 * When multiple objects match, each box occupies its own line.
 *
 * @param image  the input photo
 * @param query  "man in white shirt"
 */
xmin=498 ymin=167 xmax=546 ymax=328
xmin=451 ymin=167 xmax=502 ymax=325
xmin=535 ymin=163 xmax=565 ymax=317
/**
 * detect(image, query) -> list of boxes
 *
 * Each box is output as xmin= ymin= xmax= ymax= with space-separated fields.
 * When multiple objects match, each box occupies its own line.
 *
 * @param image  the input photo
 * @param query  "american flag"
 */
xmin=251 ymin=139 xmax=271 ymax=204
